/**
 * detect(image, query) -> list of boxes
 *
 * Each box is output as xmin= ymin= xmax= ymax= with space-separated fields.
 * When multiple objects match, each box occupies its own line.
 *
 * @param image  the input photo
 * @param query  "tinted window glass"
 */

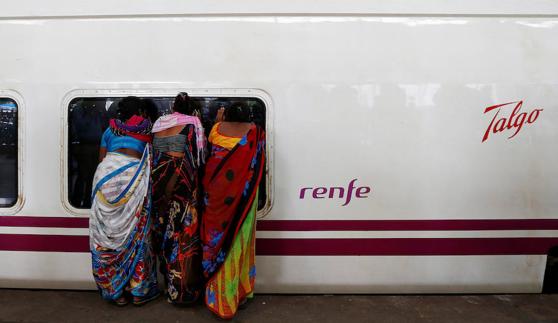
xmin=0 ymin=98 xmax=18 ymax=207
xmin=68 ymin=96 xmax=267 ymax=210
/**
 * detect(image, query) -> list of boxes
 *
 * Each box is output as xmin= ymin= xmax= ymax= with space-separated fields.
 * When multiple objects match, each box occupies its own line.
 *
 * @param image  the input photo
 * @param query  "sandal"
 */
xmin=132 ymin=291 xmax=161 ymax=306
xmin=238 ymin=297 xmax=252 ymax=310
xmin=112 ymin=296 xmax=129 ymax=307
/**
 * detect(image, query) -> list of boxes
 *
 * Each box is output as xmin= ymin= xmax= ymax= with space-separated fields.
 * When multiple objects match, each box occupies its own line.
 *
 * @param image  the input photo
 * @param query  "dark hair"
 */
xmin=173 ymin=92 xmax=195 ymax=115
xmin=117 ymin=96 xmax=142 ymax=121
xmin=224 ymin=102 xmax=251 ymax=122
xmin=140 ymin=98 xmax=160 ymax=123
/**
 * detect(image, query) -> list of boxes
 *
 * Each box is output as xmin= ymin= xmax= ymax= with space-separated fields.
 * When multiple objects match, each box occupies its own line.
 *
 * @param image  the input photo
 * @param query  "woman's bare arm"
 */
xmin=99 ymin=147 xmax=107 ymax=162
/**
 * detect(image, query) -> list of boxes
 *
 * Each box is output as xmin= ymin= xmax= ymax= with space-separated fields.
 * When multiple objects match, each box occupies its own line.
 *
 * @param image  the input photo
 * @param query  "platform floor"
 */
xmin=1 ymin=290 xmax=558 ymax=322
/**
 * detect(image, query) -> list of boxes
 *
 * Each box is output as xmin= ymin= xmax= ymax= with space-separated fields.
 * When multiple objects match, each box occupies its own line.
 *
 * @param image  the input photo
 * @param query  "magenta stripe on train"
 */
xmin=2 ymin=216 xmax=558 ymax=231
xmin=0 ymin=216 xmax=89 ymax=228
xmin=1 ymin=234 xmax=558 ymax=255
xmin=257 ymin=219 xmax=558 ymax=231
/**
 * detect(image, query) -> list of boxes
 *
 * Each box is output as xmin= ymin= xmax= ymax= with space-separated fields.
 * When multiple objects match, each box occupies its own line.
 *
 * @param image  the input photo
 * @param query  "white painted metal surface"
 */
xmin=0 ymin=1 xmax=557 ymax=293
xmin=0 ymin=251 xmax=546 ymax=293
xmin=256 ymin=255 xmax=547 ymax=293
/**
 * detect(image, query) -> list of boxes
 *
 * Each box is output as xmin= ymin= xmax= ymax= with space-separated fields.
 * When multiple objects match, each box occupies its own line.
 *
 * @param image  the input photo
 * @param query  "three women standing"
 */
xmin=90 ymin=95 xmax=265 ymax=319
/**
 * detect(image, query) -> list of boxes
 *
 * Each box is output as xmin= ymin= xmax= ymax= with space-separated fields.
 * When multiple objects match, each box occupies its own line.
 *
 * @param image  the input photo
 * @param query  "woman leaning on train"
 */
xmin=201 ymin=102 xmax=266 ymax=319
xmin=89 ymin=96 xmax=160 ymax=306
xmin=150 ymin=92 xmax=207 ymax=305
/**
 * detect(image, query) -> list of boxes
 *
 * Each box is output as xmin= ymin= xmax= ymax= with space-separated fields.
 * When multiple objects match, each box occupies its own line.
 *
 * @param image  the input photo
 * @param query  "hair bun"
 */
xmin=173 ymin=92 xmax=194 ymax=115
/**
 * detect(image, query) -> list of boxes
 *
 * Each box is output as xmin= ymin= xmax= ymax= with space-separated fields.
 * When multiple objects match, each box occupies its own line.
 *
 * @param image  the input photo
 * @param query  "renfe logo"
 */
xmin=299 ymin=179 xmax=371 ymax=206
xmin=482 ymin=100 xmax=543 ymax=142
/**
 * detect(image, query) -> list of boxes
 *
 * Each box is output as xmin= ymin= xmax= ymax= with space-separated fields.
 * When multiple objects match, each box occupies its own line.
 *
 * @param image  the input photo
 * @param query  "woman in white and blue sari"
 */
xmin=89 ymin=97 xmax=159 ymax=306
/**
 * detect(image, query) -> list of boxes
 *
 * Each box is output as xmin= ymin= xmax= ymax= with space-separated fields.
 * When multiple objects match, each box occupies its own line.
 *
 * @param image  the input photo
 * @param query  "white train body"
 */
xmin=1 ymin=0 xmax=558 ymax=293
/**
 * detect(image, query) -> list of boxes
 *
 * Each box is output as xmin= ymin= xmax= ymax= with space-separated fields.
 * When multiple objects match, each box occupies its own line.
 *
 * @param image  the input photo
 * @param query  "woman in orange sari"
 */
xmin=201 ymin=102 xmax=266 ymax=319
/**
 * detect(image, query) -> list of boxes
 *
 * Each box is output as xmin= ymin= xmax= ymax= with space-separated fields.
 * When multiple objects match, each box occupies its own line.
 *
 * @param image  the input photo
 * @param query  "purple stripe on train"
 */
xmin=2 ymin=234 xmax=558 ymax=255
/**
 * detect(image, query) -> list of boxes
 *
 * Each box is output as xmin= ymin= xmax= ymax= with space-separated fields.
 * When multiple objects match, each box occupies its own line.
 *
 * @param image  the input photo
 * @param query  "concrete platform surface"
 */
xmin=1 ymin=290 xmax=558 ymax=323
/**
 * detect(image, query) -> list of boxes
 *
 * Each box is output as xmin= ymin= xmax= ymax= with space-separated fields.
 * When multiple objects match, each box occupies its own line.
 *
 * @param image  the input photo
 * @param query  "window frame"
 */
xmin=0 ymin=90 xmax=25 ymax=215
xmin=61 ymin=88 xmax=274 ymax=218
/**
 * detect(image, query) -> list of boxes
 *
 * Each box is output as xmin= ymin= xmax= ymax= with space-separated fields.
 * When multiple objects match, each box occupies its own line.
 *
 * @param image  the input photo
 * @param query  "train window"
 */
xmin=0 ymin=98 xmax=18 ymax=208
xmin=67 ymin=95 xmax=270 ymax=213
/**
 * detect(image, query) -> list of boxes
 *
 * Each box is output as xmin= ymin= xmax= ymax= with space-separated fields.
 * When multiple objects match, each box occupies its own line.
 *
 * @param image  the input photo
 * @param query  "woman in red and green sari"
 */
xmin=201 ymin=102 xmax=266 ymax=319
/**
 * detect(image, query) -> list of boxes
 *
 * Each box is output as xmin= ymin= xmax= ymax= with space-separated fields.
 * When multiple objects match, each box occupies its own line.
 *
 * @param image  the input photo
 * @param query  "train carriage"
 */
xmin=1 ymin=0 xmax=558 ymax=293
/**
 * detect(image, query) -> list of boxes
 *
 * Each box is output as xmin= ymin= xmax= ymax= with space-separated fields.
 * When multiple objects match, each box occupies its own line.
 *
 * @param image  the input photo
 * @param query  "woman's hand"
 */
xmin=215 ymin=107 xmax=225 ymax=122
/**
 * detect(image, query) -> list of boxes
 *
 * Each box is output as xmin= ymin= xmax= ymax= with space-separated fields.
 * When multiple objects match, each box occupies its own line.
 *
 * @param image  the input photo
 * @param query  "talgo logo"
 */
xmin=482 ymin=100 xmax=543 ymax=142
xmin=299 ymin=179 xmax=371 ymax=206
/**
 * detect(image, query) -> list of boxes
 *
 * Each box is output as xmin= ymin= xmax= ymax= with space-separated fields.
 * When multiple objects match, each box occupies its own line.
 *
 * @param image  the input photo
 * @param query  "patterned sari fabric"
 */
xmin=89 ymin=146 xmax=159 ymax=301
xmin=151 ymin=125 xmax=204 ymax=304
xmin=201 ymin=124 xmax=266 ymax=319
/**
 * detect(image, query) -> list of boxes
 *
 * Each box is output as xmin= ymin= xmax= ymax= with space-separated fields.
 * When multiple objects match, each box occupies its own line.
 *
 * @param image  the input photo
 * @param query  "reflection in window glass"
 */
xmin=68 ymin=96 xmax=267 ymax=210
xmin=0 ymin=98 xmax=18 ymax=207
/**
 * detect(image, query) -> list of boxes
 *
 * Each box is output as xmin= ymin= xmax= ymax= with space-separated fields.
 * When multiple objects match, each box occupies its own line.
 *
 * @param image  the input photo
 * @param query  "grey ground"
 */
xmin=1 ymin=290 xmax=558 ymax=323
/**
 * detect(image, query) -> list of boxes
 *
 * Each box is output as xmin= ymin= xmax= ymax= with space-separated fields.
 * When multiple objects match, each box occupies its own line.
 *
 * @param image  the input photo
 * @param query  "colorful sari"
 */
xmin=151 ymin=119 xmax=205 ymax=304
xmin=90 ymin=116 xmax=158 ymax=303
xmin=90 ymin=145 xmax=159 ymax=302
xmin=201 ymin=124 xmax=266 ymax=319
